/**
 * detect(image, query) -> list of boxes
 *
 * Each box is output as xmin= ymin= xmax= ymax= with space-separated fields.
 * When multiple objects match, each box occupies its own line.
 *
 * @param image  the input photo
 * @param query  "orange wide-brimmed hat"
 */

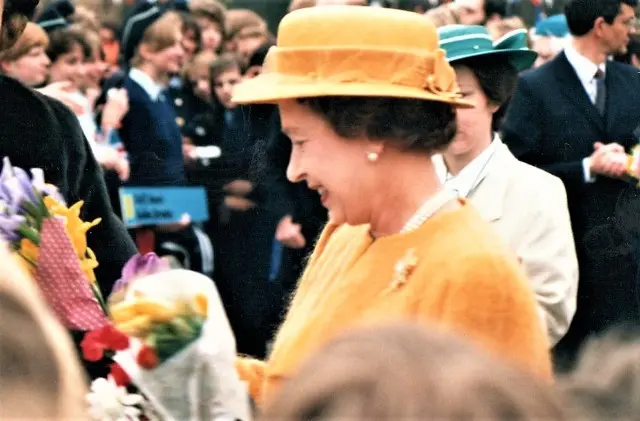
xmin=232 ymin=6 xmax=472 ymax=107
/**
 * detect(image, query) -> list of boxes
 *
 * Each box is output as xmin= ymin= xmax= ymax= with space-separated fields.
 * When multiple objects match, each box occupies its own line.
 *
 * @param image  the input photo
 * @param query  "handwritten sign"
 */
xmin=119 ymin=186 xmax=209 ymax=227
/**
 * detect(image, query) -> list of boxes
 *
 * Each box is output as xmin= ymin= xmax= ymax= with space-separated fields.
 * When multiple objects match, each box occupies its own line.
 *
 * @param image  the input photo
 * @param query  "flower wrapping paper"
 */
xmin=34 ymin=218 xmax=109 ymax=330
xmin=114 ymin=321 xmax=250 ymax=421
xmin=112 ymin=269 xmax=251 ymax=421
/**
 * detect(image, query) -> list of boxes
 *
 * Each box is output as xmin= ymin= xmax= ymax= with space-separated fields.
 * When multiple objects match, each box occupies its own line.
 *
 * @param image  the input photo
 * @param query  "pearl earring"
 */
xmin=367 ymin=152 xmax=379 ymax=162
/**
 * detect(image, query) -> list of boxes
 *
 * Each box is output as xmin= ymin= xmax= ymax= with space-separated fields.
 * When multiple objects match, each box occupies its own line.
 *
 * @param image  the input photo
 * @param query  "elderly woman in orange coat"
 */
xmin=234 ymin=6 xmax=552 ymax=406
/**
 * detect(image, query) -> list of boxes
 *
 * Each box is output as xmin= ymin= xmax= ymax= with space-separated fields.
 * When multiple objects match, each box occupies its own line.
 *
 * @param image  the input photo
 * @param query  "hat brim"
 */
xmin=232 ymin=73 xmax=474 ymax=108
xmin=448 ymin=49 xmax=537 ymax=72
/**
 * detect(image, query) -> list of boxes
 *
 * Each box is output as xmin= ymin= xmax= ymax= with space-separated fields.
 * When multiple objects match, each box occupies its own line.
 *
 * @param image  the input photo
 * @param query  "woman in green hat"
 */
xmin=434 ymin=25 xmax=579 ymax=347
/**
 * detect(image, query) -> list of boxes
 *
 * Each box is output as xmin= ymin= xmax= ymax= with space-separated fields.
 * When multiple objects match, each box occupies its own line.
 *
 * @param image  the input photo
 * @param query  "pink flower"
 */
xmin=111 ymin=253 xmax=170 ymax=295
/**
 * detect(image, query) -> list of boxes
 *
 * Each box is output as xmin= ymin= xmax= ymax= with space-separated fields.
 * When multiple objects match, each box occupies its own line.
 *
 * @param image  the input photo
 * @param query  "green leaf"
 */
xmin=34 ymin=191 xmax=50 ymax=218
xmin=22 ymin=200 xmax=42 ymax=220
xmin=17 ymin=224 xmax=40 ymax=246
xmin=151 ymin=324 xmax=173 ymax=337
xmin=90 ymin=282 xmax=108 ymax=316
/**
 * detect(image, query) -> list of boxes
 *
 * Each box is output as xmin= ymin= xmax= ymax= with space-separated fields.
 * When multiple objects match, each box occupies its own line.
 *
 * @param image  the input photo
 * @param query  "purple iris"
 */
xmin=0 ymin=159 xmax=35 ymax=213
xmin=0 ymin=158 xmax=68 ymax=244
xmin=0 ymin=213 xmax=26 ymax=242
xmin=111 ymin=253 xmax=171 ymax=294
xmin=29 ymin=168 xmax=65 ymax=205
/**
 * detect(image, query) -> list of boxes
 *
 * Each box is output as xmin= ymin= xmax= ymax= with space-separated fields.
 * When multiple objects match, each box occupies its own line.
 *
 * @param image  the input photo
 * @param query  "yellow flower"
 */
xmin=43 ymin=196 xmax=101 ymax=283
xmin=19 ymin=238 xmax=39 ymax=273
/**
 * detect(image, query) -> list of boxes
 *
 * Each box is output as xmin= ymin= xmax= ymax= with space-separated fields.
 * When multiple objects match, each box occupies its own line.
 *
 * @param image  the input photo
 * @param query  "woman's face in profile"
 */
xmin=280 ymin=99 xmax=376 ymax=227
xmin=447 ymin=65 xmax=497 ymax=157
xmin=213 ymin=66 xmax=241 ymax=109
xmin=2 ymin=45 xmax=50 ymax=86
xmin=48 ymin=41 xmax=85 ymax=88
xmin=196 ymin=16 xmax=222 ymax=53
xmin=83 ymin=51 xmax=108 ymax=88
xmin=188 ymin=65 xmax=210 ymax=102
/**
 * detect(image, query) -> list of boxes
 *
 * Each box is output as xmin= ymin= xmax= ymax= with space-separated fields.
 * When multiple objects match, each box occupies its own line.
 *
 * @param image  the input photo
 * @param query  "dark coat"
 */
xmin=0 ymin=75 xmax=137 ymax=380
xmin=501 ymin=52 xmax=640 ymax=368
xmin=0 ymin=75 xmax=136 ymax=295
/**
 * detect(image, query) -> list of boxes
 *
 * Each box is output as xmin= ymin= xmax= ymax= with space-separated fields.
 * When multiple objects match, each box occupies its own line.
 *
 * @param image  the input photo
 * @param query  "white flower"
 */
xmin=86 ymin=377 xmax=144 ymax=421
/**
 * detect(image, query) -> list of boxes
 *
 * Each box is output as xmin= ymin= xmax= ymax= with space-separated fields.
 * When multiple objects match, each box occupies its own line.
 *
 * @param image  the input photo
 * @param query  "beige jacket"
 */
xmin=434 ymin=138 xmax=579 ymax=346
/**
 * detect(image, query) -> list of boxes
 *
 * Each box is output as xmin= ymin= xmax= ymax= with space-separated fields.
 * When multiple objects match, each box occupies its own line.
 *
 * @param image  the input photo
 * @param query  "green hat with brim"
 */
xmin=437 ymin=25 xmax=537 ymax=72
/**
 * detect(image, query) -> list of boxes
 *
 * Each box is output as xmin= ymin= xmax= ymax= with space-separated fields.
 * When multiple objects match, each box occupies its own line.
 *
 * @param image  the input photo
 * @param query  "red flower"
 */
xmin=103 ymin=324 xmax=130 ymax=351
xmin=80 ymin=324 xmax=130 ymax=362
xmin=109 ymin=363 xmax=131 ymax=387
xmin=137 ymin=345 xmax=159 ymax=369
xmin=81 ymin=329 xmax=107 ymax=361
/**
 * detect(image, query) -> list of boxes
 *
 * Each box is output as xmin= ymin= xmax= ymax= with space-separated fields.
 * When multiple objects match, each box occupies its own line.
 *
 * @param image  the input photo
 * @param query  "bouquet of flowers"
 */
xmin=82 ymin=254 xmax=251 ymax=421
xmin=0 ymin=157 xmax=108 ymax=330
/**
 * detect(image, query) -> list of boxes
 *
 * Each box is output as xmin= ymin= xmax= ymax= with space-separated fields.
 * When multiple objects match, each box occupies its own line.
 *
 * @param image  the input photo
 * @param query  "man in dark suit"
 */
xmin=502 ymin=0 xmax=640 ymax=370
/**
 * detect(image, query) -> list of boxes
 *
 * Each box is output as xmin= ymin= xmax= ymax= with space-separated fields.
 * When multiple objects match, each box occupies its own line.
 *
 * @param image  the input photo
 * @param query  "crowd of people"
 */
xmin=1 ymin=0 xmax=640 ymax=419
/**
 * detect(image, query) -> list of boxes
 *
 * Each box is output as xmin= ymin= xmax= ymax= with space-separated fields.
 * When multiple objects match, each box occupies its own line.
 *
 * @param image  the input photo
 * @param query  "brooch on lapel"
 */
xmin=388 ymin=248 xmax=418 ymax=291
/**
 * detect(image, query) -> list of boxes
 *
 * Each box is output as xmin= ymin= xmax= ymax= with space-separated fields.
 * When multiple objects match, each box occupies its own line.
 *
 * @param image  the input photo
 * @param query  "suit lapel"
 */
xmin=552 ymin=52 xmax=606 ymax=134
xmin=467 ymin=144 xmax=512 ymax=223
xmin=604 ymin=62 xmax=624 ymax=134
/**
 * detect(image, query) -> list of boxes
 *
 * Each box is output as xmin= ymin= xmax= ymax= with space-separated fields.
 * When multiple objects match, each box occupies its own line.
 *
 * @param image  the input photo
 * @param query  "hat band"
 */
xmin=264 ymin=47 xmax=462 ymax=99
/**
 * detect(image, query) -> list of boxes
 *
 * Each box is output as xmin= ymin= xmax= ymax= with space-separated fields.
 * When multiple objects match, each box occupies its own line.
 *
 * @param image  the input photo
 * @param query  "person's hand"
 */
xmin=97 ymin=146 xmax=120 ymax=167
xmin=275 ymin=215 xmax=306 ymax=249
xmin=101 ymin=88 xmax=129 ymax=131
xmin=183 ymin=142 xmax=198 ymax=165
xmin=37 ymin=81 xmax=84 ymax=114
xmin=589 ymin=142 xmax=628 ymax=178
xmin=224 ymin=196 xmax=256 ymax=211
xmin=97 ymin=147 xmax=130 ymax=181
xmin=114 ymin=156 xmax=130 ymax=182
xmin=85 ymin=87 xmax=101 ymax=108
xmin=223 ymin=180 xmax=253 ymax=196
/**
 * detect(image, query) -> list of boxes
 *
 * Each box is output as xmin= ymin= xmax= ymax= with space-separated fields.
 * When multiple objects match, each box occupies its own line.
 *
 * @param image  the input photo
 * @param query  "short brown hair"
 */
xmin=190 ymin=0 xmax=227 ymax=29
xmin=185 ymin=49 xmax=217 ymax=80
xmin=298 ymin=96 xmax=456 ymax=154
xmin=288 ymin=0 xmax=316 ymax=12
xmin=72 ymin=5 xmax=101 ymax=33
xmin=46 ymin=27 xmax=92 ymax=63
xmin=209 ymin=52 xmax=243 ymax=81
xmin=132 ymin=11 xmax=182 ymax=67
xmin=225 ymin=9 xmax=267 ymax=41
xmin=261 ymin=323 xmax=568 ymax=421
xmin=0 ymin=21 xmax=49 ymax=62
